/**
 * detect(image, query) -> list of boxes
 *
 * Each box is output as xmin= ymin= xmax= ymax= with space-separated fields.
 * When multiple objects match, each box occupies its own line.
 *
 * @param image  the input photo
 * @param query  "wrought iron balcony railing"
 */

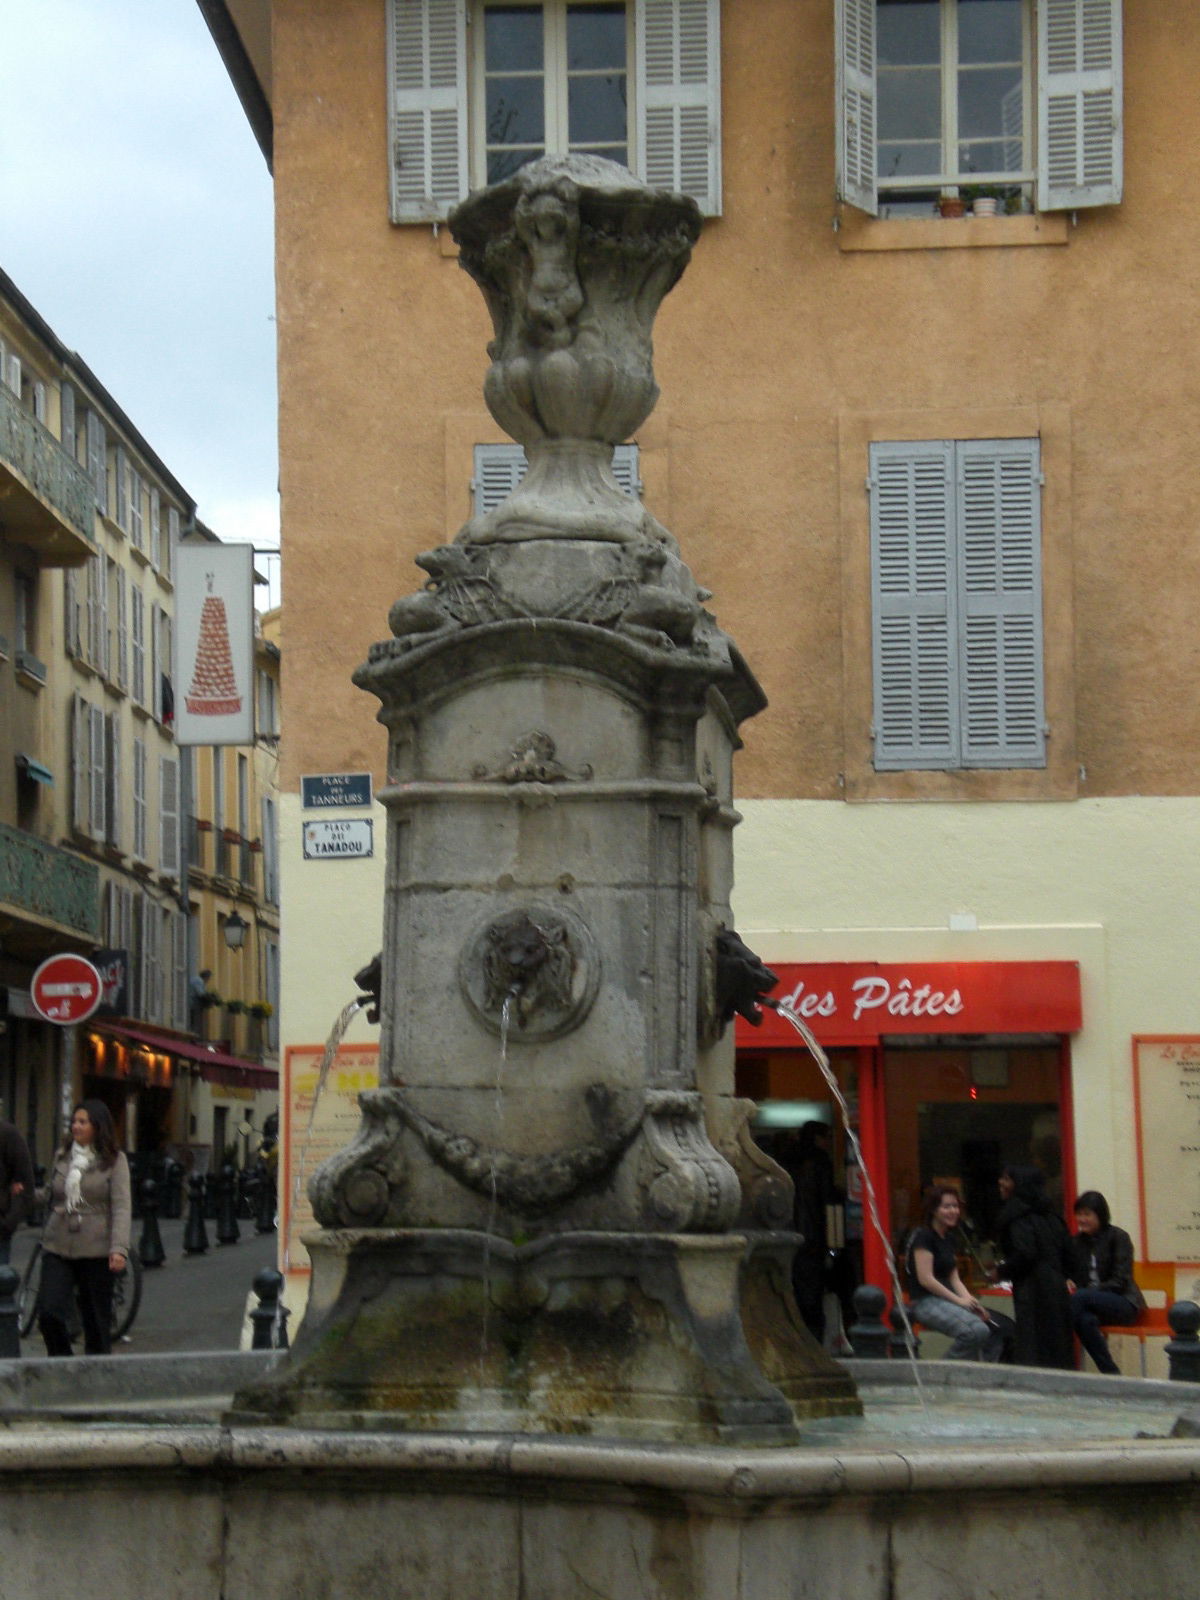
xmin=0 ymin=383 xmax=95 ymax=562
xmin=0 ymin=821 xmax=100 ymax=938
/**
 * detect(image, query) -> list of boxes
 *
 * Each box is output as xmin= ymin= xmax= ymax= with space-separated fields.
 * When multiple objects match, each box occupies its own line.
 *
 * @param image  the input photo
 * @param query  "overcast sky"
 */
xmin=0 ymin=0 xmax=278 ymax=563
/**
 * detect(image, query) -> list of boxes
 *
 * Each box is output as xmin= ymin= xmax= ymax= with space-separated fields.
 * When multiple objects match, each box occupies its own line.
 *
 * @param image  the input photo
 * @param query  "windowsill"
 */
xmin=838 ymin=209 xmax=1070 ymax=252
xmin=15 ymin=666 xmax=46 ymax=693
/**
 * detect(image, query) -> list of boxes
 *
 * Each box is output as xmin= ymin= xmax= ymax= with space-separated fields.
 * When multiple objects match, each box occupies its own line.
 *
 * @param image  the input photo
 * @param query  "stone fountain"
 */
xmin=233 ymin=153 xmax=857 ymax=1441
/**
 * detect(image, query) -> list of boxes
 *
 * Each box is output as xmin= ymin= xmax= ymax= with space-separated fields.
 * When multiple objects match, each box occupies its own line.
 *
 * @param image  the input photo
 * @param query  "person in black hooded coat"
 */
xmin=991 ymin=1163 xmax=1074 ymax=1369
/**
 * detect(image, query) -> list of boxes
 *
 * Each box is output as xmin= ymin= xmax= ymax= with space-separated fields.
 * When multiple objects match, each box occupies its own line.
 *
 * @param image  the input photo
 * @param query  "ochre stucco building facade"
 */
xmin=205 ymin=0 xmax=1199 ymax=1343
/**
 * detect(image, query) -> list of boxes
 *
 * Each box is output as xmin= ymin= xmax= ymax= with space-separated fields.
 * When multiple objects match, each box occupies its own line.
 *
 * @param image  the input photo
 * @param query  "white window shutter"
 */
xmin=6 ymin=354 xmax=22 ymax=396
xmin=835 ymin=0 xmax=878 ymax=216
xmin=160 ymin=755 xmax=180 ymax=877
xmin=115 ymin=567 xmax=128 ymax=691
xmin=71 ymin=695 xmax=89 ymax=833
xmin=870 ymin=441 xmax=957 ymax=769
xmin=65 ymin=568 xmax=81 ymax=658
xmin=99 ymin=557 xmax=113 ymax=680
xmin=387 ymin=0 xmax=468 ymax=223
xmin=150 ymin=488 xmax=161 ymax=568
xmin=116 ymin=446 xmax=129 ymax=531
xmin=1037 ymin=0 xmax=1122 ymax=210
xmin=165 ymin=506 xmax=179 ymax=578
xmin=106 ymin=714 xmax=122 ymax=850
xmin=636 ymin=0 xmax=722 ymax=216
xmin=956 ymin=440 xmax=1046 ymax=767
xmin=133 ymin=737 xmax=147 ymax=861
xmin=129 ymin=467 xmax=144 ymax=551
xmin=61 ymin=382 xmax=76 ymax=456
xmin=131 ymin=588 xmax=145 ymax=707
xmin=86 ymin=555 xmax=102 ymax=667
xmin=86 ymin=410 xmax=106 ymax=511
xmin=32 ymin=381 xmax=46 ymax=423
xmin=89 ymin=703 xmax=107 ymax=841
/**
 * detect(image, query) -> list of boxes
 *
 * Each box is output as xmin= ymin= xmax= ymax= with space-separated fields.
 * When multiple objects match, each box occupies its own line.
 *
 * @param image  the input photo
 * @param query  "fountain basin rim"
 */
xmin=0 ymin=1408 xmax=1199 ymax=1502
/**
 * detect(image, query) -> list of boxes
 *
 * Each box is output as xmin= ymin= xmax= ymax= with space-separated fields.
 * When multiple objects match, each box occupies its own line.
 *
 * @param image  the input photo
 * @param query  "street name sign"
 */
xmin=301 ymin=772 xmax=373 ymax=809
xmin=302 ymin=818 xmax=374 ymax=860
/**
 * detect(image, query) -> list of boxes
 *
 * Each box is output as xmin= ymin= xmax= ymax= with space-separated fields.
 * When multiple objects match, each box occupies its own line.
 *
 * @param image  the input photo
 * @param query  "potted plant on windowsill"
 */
xmin=225 ymin=998 xmax=246 ymax=1016
xmin=248 ymin=1001 xmax=274 ymax=1021
xmin=937 ymin=191 xmax=966 ymax=218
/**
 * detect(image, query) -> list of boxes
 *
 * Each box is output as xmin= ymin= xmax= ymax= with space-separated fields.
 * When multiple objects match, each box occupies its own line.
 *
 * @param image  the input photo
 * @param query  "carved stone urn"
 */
xmin=233 ymin=156 xmax=858 ymax=1443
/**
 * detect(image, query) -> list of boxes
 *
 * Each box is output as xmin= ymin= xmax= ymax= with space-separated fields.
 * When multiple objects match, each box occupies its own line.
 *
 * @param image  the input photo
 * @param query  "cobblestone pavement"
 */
xmin=9 ymin=1213 xmax=280 ymax=1356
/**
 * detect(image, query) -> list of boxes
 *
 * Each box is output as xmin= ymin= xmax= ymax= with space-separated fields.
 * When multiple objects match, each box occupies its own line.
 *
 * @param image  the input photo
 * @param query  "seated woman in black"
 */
xmin=1068 ymin=1189 xmax=1145 ymax=1374
xmin=907 ymin=1186 xmax=1004 ymax=1361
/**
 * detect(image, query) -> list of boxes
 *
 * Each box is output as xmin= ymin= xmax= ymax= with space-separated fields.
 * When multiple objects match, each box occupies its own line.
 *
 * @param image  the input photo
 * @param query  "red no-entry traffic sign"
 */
xmin=30 ymin=953 xmax=104 ymax=1025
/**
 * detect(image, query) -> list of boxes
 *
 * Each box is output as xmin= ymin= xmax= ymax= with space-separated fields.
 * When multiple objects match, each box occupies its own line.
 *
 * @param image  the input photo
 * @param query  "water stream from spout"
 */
xmin=775 ymin=1001 xmax=926 ymax=1409
xmin=478 ymin=992 xmax=516 ymax=1386
xmin=282 ymin=997 xmax=365 ymax=1273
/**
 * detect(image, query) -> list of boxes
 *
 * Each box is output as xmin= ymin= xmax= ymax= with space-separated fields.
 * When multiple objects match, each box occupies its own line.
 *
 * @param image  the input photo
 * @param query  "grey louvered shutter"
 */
xmin=86 ymin=411 xmax=106 ymax=511
xmin=160 ymin=755 xmax=180 ymax=877
xmin=387 ymin=0 xmax=468 ymax=223
xmin=106 ymin=714 xmax=122 ymax=850
xmin=472 ymin=443 xmax=527 ymax=513
xmin=89 ymin=704 xmax=107 ymax=841
xmin=115 ymin=567 xmax=128 ymax=691
xmin=133 ymin=737 xmax=147 ymax=861
xmin=72 ymin=695 xmax=89 ymax=833
xmin=636 ymin=0 xmax=722 ymax=216
xmin=61 ymin=382 xmax=76 ymax=456
xmin=116 ymin=446 xmax=129 ymax=531
xmin=131 ymin=588 xmax=145 ymax=707
xmin=1037 ymin=0 xmax=1122 ymax=210
xmin=870 ymin=441 xmax=957 ymax=769
xmin=956 ymin=440 xmax=1045 ymax=767
xmin=835 ymin=0 xmax=877 ymax=216
xmin=64 ymin=568 xmax=81 ymax=658
xmin=611 ymin=444 xmax=642 ymax=497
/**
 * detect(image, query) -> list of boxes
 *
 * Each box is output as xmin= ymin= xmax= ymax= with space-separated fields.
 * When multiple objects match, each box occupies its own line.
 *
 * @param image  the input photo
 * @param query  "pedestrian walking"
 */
xmin=0 ymin=1112 xmax=35 ymax=1268
xmin=991 ymin=1164 xmax=1074 ymax=1369
xmin=38 ymin=1100 xmax=131 ymax=1357
xmin=1067 ymin=1190 xmax=1145 ymax=1374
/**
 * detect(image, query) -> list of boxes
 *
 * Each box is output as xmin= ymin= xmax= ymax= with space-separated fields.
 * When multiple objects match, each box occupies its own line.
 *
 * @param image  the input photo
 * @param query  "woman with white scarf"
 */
xmin=38 ymin=1099 xmax=131 ymax=1357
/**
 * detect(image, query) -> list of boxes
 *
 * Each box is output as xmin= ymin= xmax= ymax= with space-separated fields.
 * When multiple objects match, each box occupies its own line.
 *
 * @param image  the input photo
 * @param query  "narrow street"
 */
xmin=9 ymin=1214 xmax=280 ymax=1356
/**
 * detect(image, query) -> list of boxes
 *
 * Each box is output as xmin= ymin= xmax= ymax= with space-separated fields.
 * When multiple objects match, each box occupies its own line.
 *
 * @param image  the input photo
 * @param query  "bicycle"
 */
xmin=18 ymin=1242 xmax=144 ymax=1345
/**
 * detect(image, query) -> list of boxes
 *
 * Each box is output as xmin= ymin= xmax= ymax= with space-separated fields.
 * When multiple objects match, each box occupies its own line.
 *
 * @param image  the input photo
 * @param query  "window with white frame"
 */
xmin=836 ymin=0 xmax=1122 ymax=217
xmin=472 ymin=440 xmax=639 ymax=512
xmin=387 ymin=0 xmax=720 ymax=220
xmin=130 ymin=586 xmax=146 ymax=708
xmin=869 ymin=438 xmax=1045 ymax=770
xmin=132 ymin=736 xmax=148 ymax=861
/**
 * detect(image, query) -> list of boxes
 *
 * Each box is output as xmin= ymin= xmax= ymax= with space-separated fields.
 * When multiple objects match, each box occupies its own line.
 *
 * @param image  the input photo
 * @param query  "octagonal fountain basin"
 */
xmin=5 ymin=1352 xmax=1200 ymax=1600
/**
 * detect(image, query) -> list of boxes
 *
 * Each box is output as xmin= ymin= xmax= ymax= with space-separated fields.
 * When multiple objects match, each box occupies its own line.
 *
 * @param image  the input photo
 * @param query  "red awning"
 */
xmin=92 ymin=1022 xmax=278 ymax=1090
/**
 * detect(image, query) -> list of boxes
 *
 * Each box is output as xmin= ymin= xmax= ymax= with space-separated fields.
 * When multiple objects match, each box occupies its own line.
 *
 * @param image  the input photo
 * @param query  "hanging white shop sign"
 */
xmin=174 ymin=543 xmax=256 ymax=745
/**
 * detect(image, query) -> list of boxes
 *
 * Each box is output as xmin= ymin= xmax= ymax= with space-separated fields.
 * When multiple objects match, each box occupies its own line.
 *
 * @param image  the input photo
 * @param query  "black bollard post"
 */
xmin=138 ymin=1177 xmax=167 ymax=1268
xmin=183 ymin=1173 xmax=210 ymax=1255
xmin=1166 ymin=1301 xmax=1200 ymax=1382
xmin=249 ymin=1268 xmax=290 ymax=1350
xmin=0 ymin=1265 xmax=20 ymax=1359
xmin=889 ymin=1303 xmax=920 ymax=1360
xmin=848 ymin=1284 xmax=890 ymax=1359
xmin=216 ymin=1164 xmax=241 ymax=1245
xmin=162 ymin=1157 xmax=184 ymax=1220
xmin=255 ymin=1163 xmax=277 ymax=1234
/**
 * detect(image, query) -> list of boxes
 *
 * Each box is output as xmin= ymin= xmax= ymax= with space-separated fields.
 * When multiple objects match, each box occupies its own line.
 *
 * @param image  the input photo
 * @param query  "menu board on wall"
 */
xmin=281 ymin=1042 xmax=380 ymax=1274
xmin=1133 ymin=1036 xmax=1200 ymax=1262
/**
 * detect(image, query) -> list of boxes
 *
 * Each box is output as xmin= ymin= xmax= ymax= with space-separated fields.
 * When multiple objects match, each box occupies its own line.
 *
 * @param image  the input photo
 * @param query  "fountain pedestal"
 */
xmin=235 ymin=156 xmax=857 ymax=1440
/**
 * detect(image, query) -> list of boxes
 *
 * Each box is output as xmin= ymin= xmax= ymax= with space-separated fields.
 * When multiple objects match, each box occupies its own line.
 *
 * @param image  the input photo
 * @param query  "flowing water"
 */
xmin=282 ymin=997 xmax=365 ymax=1273
xmin=478 ymin=993 xmax=516 ymax=1385
xmin=775 ymin=1000 xmax=927 ymax=1408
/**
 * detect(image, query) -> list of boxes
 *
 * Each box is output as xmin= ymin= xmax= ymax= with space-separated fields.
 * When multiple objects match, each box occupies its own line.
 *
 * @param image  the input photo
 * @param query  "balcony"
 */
xmin=0 ymin=384 xmax=96 ymax=565
xmin=0 ymin=820 xmax=100 ymax=942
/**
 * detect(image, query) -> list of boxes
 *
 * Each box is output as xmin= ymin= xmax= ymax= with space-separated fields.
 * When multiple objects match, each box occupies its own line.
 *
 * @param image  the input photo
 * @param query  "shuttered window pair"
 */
xmin=387 ymin=0 xmax=721 ymax=221
xmin=869 ymin=439 xmax=1045 ymax=771
xmin=472 ymin=440 xmax=639 ymax=513
xmin=836 ymin=0 xmax=1122 ymax=215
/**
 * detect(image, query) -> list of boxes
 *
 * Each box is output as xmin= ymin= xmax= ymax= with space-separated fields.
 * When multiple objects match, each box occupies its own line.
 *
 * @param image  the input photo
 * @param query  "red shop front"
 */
xmin=734 ymin=961 xmax=1083 ymax=1294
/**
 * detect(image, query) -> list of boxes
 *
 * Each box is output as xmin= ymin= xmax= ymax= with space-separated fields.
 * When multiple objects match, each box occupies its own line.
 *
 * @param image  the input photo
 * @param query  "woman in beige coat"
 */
xmin=39 ymin=1100 xmax=131 ymax=1356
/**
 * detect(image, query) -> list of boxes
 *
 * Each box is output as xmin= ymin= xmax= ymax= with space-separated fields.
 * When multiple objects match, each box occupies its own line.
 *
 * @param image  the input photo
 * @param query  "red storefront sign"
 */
xmin=736 ymin=961 xmax=1081 ymax=1048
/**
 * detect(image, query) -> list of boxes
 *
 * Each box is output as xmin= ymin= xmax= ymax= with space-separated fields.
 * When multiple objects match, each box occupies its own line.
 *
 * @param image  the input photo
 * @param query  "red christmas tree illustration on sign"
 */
xmin=186 ymin=574 xmax=243 ymax=716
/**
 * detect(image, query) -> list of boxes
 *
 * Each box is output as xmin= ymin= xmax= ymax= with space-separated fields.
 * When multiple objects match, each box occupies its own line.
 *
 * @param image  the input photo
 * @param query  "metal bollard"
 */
xmin=161 ymin=1157 xmax=184 ymax=1220
xmin=889 ymin=1303 xmax=920 ymax=1360
xmin=183 ymin=1173 xmax=210 ymax=1255
xmin=1166 ymin=1301 xmax=1200 ymax=1382
xmin=848 ymin=1284 xmax=890 ymax=1359
xmin=216 ymin=1164 xmax=241 ymax=1245
xmin=249 ymin=1267 xmax=290 ymax=1351
xmin=138 ymin=1177 xmax=166 ymax=1268
xmin=0 ymin=1265 xmax=20 ymax=1359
